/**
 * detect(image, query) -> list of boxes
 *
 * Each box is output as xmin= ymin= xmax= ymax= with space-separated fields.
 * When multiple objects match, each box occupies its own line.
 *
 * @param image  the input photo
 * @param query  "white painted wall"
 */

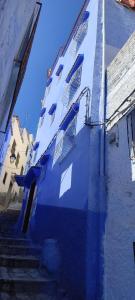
xmin=104 ymin=116 xmax=135 ymax=300
xmin=0 ymin=0 xmax=37 ymax=143
xmin=105 ymin=30 xmax=135 ymax=300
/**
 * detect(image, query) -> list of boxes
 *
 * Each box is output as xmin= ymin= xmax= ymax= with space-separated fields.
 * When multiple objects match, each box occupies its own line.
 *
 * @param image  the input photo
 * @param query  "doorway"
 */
xmin=22 ymin=181 xmax=36 ymax=233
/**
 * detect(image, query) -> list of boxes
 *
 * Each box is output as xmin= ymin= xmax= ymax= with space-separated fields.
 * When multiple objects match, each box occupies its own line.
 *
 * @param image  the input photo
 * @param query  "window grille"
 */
xmin=62 ymin=66 xmax=82 ymax=109
xmin=68 ymin=66 xmax=82 ymax=105
xmin=53 ymin=116 xmax=77 ymax=165
xmin=40 ymin=114 xmax=45 ymax=128
xmin=74 ymin=20 xmax=88 ymax=53
xmin=50 ymin=111 xmax=56 ymax=125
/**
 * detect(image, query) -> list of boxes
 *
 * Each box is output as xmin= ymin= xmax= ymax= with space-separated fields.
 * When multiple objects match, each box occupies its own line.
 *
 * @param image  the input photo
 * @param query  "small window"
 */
xmin=74 ymin=11 xmax=89 ymax=53
xmin=15 ymin=153 xmax=20 ymax=168
xmin=25 ymin=146 xmax=29 ymax=156
xmin=20 ymin=166 xmax=24 ymax=175
xmin=3 ymin=172 xmax=7 ymax=184
xmin=40 ymin=115 xmax=45 ymax=127
xmin=68 ymin=66 xmax=82 ymax=105
xmin=127 ymin=109 xmax=135 ymax=159
xmin=53 ymin=116 xmax=77 ymax=165
xmin=50 ymin=111 xmax=56 ymax=125
xmin=11 ymin=140 xmax=16 ymax=154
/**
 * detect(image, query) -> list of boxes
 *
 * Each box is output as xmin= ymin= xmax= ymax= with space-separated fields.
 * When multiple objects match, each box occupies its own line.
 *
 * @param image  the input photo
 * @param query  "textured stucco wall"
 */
xmin=0 ymin=0 xmax=36 ymax=146
xmin=105 ymin=27 xmax=135 ymax=300
xmin=105 ymin=0 xmax=135 ymax=65
xmin=104 ymin=116 xmax=135 ymax=300
xmin=107 ymin=32 xmax=135 ymax=122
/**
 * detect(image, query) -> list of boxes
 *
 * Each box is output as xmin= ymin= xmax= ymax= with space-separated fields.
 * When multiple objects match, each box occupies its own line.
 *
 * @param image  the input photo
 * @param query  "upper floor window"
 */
xmin=53 ymin=116 xmax=77 ymax=165
xmin=56 ymin=64 xmax=64 ymax=77
xmin=46 ymin=77 xmax=53 ymax=95
xmin=127 ymin=109 xmax=135 ymax=159
xmin=73 ymin=11 xmax=89 ymax=53
xmin=68 ymin=65 xmax=82 ymax=104
xmin=25 ymin=146 xmax=29 ymax=156
xmin=11 ymin=139 xmax=16 ymax=154
xmin=48 ymin=103 xmax=57 ymax=125
xmin=15 ymin=153 xmax=20 ymax=168
xmin=53 ymin=103 xmax=79 ymax=165
xmin=64 ymin=54 xmax=84 ymax=106
xmin=39 ymin=108 xmax=46 ymax=128
xmin=3 ymin=172 xmax=7 ymax=184
xmin=20 ymin=166 xmax=24 ymax=175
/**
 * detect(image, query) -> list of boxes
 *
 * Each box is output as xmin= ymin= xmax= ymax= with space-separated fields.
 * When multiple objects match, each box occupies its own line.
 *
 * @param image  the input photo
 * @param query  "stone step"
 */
xmin=0 ymin=237 xmax=31 ymax=246
xmin=0 ymin=292 xmax=57 ymax=300
xmin=0 ymin=244 xmax=41 ymax=257
xmin=0 ymin=254 xmax=40 ymax=268
xmin=0 ymin=270 xmax=57 ymax=294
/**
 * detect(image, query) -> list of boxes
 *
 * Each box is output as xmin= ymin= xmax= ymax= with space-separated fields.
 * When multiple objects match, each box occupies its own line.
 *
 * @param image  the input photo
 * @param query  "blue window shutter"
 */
xmin=66 ymin=54 xmax=84 ymax=83
xmin=15 ymin=166 xmax=41 ymax=188
xmin=40 ymin=108 xmax=46 ymax=117
xmin=82 ymin=11 xmax=90 ymax=23
xmin=40 ymin=154 xmax=50 ymax=166
xmin=48 ymin=103 xmax=57 ymax=115
xmin=46 ymin=77 xmax=53 ymax=87
xmin=56 ymin=64 xmax=64 ymax=76
xmin=59 ymin=103 xmax=79 ymax=131
xmin=33 ymin=142 xmax=39 ymax=151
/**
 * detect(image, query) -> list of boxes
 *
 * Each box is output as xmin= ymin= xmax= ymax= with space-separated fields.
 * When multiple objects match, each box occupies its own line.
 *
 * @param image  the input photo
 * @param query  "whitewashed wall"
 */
xmin=104 ymin=115 xmax=135 ymax=300
xmin=0 ymin=0 xmax=36 ymax=147
xmin=104 ymin=31 xmax=135 ymax=300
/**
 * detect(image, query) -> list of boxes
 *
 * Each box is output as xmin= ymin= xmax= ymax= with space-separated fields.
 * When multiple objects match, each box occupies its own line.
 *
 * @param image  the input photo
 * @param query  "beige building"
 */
xmin=0 ymin=116 xmax=33 ymax=209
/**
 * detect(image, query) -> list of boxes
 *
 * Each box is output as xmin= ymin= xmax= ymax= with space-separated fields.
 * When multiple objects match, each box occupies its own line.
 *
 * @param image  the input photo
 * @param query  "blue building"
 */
xmin=15 ymin=1 xmax=135 ymax=299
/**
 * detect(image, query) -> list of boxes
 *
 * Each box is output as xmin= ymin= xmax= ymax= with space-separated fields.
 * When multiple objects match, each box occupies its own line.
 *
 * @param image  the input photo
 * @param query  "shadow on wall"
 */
xmin=25 ymin=124 xmax=105 ymax=300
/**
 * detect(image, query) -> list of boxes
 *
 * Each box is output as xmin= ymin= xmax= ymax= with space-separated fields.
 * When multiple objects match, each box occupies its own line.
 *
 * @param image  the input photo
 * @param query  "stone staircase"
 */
xmin=0 ymin=210 xmax=69 ymax=300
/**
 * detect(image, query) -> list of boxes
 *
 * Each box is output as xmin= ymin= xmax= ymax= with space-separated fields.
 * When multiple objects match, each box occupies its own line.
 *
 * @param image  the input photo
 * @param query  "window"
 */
xmin=53 ymin=116 xmax=77 ymax=165
xmin=40 ymin=115 xmax=45 ymax=127
xmin=11 ymin=140 xmax=16 ymax=154
xmin=48 ymin=103 xmax=57 ymax=125
xmin=3 ymin=172 xmax=7 ymax=184
xmin=74 ymin=11 xmax=89 ymax=53
xmin=20 ymin=166 xmax=24 ymax=175
xmin=68 ymin=66 xmax=82 ymax=105
xmin=25 ymin=146 xmax=29 ymax=156
xmin=64 ymin=55 xmax=84 ymax=107
xmin=15 ymin=153 xmax=20 ymax=168
xmin=50 ymin=111 xmax=56 ymax=125
xmin=127 ymin=109 xmax=135 ymax=159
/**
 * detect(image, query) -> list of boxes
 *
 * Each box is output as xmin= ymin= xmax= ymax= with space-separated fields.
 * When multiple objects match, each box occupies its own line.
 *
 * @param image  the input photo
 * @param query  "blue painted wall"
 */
xmin=18 ymin=1 xmax=105 ymax=299
xmin=18 ymin=0 xmax=135 ymax=299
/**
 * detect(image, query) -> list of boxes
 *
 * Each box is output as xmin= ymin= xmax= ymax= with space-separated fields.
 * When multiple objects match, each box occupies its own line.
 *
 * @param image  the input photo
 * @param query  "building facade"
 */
xmin=0 ymin=0 xmax=41 ymax=154
xmin=0 ymin=116 xmax=33 ymax=210
xmin=15 ymin=1 xmax=135 ymax=299
xmin=104 ymin=32 xmax=135 ymax=300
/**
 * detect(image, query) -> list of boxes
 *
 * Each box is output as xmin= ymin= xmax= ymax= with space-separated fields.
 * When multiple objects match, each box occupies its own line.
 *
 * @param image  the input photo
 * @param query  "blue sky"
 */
xmin=14 ymin=0 xmax=84 ymax=136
